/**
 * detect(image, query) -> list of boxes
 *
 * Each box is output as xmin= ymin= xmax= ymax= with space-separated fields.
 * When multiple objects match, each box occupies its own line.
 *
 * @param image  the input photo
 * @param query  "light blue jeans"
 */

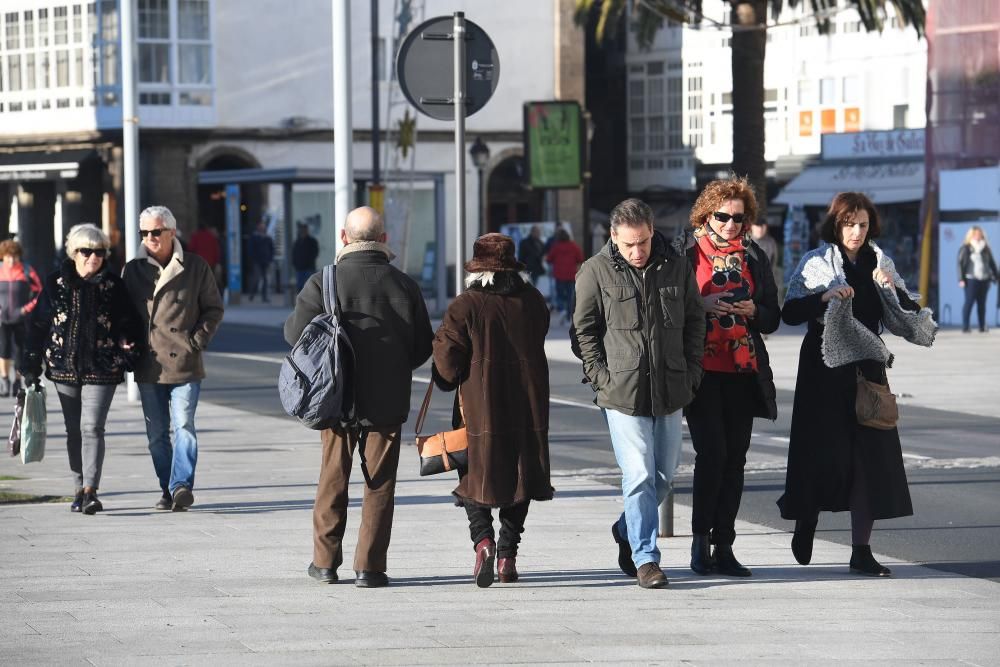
xmin=138 ymin=382 xmax=201 ymax=494
xmin=604 ymin=408 xmax=684 ymax=568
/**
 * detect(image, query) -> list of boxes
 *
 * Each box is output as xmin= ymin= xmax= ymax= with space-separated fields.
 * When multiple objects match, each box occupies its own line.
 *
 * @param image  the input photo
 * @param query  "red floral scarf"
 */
xmin=693 ymin=225 xmax=758 ymax=373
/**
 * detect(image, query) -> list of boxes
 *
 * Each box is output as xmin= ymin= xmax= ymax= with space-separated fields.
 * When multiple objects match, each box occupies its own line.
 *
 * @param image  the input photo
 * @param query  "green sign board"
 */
xmin=523 ymin=101 xmax=583 ymax=189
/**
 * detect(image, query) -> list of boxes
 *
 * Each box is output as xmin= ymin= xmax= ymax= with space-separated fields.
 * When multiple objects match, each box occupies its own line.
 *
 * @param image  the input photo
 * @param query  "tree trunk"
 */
xmin=730 ymin=0 xmax=768 ymax=215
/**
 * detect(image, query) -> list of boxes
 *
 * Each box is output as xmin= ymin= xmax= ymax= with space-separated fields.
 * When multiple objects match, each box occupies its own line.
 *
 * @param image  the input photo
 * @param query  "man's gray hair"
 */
xmin=139 ymin=205 xmax=177 ymax=230
xmin=65 ymin=223 xmax=110 ymax=257
xmin=609 ymin=198 xmax=654 ymax=231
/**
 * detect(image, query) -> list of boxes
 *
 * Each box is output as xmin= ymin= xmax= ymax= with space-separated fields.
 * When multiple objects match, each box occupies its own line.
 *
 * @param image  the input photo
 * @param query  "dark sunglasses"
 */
xmin=712 ymin=211 xmax=747 ymax=225
xmin=78 ymin=248 xmax=107 ymax=258
xmin=139 ymin=228 xmax=168 ymax=238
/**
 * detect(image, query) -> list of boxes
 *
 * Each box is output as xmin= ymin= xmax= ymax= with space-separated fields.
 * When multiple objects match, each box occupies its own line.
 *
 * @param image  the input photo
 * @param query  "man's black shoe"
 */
xmin=713 ymin=544 xmax=752 ymax=577
xmin=355 ymin=571 xmax=388 ymax=588
xmin=82 ymin=492 xmax=103 ymax=515
xmin=611 ymin=522 xmax=637 ymax=577
xmin=70 ymin=491 xmax=84 ymax=513
xmin=308 ymin=563 xmax=338 ymax=583
xmin=690 ymin=534 xmax=715 ymax=575
xmin=154 ymin=492 xmax=172 ymax=511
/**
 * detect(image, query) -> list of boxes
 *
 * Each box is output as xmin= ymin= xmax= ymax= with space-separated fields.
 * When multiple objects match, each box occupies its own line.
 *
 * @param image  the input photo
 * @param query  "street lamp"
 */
xmin=469 ymin=136 xmax=490 ymax=233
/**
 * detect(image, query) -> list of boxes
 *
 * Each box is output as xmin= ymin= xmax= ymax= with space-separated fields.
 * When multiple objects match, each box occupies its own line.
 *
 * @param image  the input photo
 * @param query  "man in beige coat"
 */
xmin=123 ymin=206 xmax=224 ymax=511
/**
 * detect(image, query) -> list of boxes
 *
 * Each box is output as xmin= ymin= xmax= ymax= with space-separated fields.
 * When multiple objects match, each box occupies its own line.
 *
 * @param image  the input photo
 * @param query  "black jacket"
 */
xmin=284 ymin=244 xmax=433 ymax=427
xmin=292 ymin=235 xmax=320 ymax=272
xmin=957 ymin=243 xmax=998 ymax=282
xmin=21 ymin=261 xmax=141 ymax=385
xmin=679 ymin=232 xmax=781 ymax=420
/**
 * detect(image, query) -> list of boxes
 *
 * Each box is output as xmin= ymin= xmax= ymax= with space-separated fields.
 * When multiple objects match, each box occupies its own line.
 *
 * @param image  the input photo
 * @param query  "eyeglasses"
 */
xmin=712 ymin=211 xmax=747 ymax=225
xmin=78 ymin=248 xmax=108 ymax=258
xmin=139 ymin=228 xmax=169 ymax=238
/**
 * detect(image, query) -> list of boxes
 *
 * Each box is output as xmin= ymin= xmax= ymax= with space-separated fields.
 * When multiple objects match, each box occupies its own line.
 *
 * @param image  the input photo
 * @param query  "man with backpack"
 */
xmin=284 ymin=206 xmax=433 ymax=588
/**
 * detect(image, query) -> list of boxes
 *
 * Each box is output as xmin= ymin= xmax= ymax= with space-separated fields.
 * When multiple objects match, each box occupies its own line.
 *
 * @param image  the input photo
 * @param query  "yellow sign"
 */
xmin=844 ymin=107 xmax=861 ymax=132
xmin=368 ymin=184 xmax=385 ymax=215
xmin=821 ymin=109 xmax=836 ymax=134
xmin=799 ymin=111 xmax=813 ymax=137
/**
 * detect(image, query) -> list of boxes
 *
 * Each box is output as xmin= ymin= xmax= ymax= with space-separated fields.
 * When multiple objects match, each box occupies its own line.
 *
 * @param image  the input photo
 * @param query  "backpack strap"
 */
xmin=321 ymin=264 xmax=341 ymax=317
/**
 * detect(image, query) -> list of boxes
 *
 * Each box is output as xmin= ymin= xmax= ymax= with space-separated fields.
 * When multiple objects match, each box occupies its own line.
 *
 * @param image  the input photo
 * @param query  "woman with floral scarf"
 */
xmin=676 ymin=177 xmax=781 ymax=578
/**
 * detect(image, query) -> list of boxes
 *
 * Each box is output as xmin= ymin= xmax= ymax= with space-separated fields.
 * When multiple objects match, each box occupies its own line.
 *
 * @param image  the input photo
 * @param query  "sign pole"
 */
xmin=453 ymin=12 xmax=466 ymax=296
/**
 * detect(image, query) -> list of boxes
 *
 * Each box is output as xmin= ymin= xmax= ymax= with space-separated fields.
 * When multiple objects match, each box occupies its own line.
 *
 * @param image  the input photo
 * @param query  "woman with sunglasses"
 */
xmin=20 ymin=224 xmax=140 ymax=514
xmin=675 ymin=176 xmax=781 ymax=577
xmin=778 ymin=193 xmax=935 ymax=577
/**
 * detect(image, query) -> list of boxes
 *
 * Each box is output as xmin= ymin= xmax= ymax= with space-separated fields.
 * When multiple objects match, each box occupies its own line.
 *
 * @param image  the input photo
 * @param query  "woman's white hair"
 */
xmin=65 ymin=223 xmax=110 ymax=257
xmin=139 ymin=205 xmax=177 ymax=230
xmin=465 ymin=270 xmax=533 ymax=288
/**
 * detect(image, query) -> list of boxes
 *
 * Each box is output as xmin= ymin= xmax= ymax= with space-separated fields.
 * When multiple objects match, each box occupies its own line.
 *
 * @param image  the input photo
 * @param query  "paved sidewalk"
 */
xmin=2 ymin=388 xmax=998 ymax=664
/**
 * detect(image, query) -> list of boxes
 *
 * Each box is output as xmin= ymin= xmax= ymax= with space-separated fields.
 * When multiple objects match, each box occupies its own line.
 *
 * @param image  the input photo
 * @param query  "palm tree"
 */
xmin=577 ymin=0 xmax=926 ymax=210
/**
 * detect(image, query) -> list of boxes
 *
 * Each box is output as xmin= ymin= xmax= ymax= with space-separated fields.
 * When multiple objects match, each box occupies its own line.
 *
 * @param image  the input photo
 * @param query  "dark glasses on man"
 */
xmin=712 ymin=211 xmax=746 ymax=224
xmin=78 ymin=248 xmax=107 ymax=258
xmin=139 ymin=228 xmax=168 ymax=238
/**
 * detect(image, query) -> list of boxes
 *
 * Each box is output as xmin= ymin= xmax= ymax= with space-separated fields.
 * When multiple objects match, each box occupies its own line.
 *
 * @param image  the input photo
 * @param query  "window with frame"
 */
xmin=178 ymin=0 xmax=211 ymax=88
xmin=842 ymin=75 xmax=860 ymax=104
xmin=5 ymin=13 xmax=20 ymax=50
xmin=54 ymin=7 xmax=69 ymax=45
xmin=24 ymin=11 xmax=35 ymax=49
xmin=819 ymin=77 xmax=836 ymax=105
xmin=138 ymin=0 xmax=170 ymax=84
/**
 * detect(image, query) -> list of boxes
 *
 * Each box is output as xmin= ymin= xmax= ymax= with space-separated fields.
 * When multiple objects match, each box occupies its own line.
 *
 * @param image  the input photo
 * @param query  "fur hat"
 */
xmin=464 ymin=233 xmax=526 ymax=273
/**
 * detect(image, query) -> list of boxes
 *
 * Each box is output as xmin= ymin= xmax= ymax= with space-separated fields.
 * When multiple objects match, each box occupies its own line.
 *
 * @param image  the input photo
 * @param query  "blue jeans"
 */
xmin=554 ymin=280 xmax=575 ymax=315
xmin=603 ymin=408 xmax=684 ymax=568
xmin=138 ymin=382 xmax=201 ymax=494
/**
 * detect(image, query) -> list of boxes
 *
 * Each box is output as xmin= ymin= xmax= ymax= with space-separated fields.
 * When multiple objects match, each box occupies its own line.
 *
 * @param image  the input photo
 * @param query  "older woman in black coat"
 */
xmin=778 ymin=193 xmax=936 ymax=577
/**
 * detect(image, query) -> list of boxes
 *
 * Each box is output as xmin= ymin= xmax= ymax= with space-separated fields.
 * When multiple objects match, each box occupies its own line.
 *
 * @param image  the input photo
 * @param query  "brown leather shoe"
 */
xmin=498 ymin=557 xmax=518 ymax=583
xmin=636 ymin=562 xmax=669 ymax=589
xmin=474 ymin=537 xmax=496 ymax=588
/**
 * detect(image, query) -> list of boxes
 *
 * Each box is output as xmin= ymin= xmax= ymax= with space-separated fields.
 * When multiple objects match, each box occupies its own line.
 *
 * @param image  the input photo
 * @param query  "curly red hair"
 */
xmin=689 ymin=175 xmax=759 ymax=228
xmin=0 ymin=240 xmax=22 ymax=258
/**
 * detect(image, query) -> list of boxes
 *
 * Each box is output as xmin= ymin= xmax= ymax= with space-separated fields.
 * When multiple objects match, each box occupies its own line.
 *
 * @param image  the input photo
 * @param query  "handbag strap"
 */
xmin=414 ymin=382 xmax=435 ymax=437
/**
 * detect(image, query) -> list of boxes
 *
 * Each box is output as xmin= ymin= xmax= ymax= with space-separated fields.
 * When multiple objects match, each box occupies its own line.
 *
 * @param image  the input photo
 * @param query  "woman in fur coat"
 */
xmin=432 ymin=233 xmax=553 ymax=588
xmin=777 ymin=193 xmax=936 ymax=577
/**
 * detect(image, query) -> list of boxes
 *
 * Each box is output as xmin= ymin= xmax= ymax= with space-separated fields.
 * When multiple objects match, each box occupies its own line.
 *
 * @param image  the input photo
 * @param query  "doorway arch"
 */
xmin=486 ymin=152 xmax=544 ymax=233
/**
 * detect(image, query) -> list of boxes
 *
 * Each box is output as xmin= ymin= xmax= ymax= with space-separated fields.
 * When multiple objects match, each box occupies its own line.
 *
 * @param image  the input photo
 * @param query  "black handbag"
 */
xmin=855 ymin=368 xmax=899 ymax=430
xmin=414 ymin=383 xmax=468 ymax=476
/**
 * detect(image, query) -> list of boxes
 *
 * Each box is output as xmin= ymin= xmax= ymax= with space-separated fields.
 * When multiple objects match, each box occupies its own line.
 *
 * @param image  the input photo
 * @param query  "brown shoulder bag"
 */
xmin=414 ymin=382 xmax=469 ymax=476
xmin=855 ymin=368 xmax=899 ymax=430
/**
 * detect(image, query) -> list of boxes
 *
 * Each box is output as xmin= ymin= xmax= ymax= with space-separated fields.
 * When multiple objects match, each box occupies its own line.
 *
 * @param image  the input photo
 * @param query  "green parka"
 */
xmin=571 ymin=231 xmax=705 ymax=416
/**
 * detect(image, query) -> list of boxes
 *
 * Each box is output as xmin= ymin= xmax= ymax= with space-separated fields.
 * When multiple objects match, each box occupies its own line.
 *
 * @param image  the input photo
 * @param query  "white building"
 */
xmin=624 ymin=0 xmax=927 ymax=196
xmin=0 ymin=0 xmax=586 ymax=305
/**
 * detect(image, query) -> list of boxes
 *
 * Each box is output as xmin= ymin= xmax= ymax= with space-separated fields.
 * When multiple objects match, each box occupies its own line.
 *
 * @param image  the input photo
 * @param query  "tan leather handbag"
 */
xmin=855 ymin=368 xmax=899 ymax=430
xmin=414 ymin=382 xmax=468 ymax=476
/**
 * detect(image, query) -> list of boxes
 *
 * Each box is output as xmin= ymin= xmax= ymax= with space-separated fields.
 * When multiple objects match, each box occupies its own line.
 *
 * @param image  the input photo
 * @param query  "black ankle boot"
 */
xmin=713 ymin=544 xmax=752 ymax=577
xmin=791 ymin=516 xmax=818 ymax=565
xmin=849 ymin=545 xmax=891 ymax=577
xmin=690 ymin=534 xmax=715 ymax=575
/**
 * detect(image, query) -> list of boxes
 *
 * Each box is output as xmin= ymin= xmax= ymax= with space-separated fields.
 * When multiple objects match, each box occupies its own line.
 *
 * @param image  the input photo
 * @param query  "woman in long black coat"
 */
xmin=778 ymin=192 xmax=936 ymax=577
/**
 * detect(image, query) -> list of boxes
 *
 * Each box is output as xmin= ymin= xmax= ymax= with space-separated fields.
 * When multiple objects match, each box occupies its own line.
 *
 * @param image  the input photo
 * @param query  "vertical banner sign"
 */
xmin=799 ymin=111 xmax=813 ymax=137
xmin=225 ymin=184 xmax=242 ymax=293
xmin=524 ymin=101 xmax=583 ymax=189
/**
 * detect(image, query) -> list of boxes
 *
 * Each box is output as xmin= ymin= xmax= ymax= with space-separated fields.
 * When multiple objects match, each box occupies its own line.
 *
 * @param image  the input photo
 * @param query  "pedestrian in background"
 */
xmin=291 ymin=222 xmax=320 ymax=292
xmin=432 ymin=233 xmax=552 ymax=588
xmin=123 ymin=206 xmax=225 ymax=512
xmin=0 ymin=239 xmax=42 ymax=397
xmin=778 ymin=192 xmax=936 ymax=577
xmin=957 ymin=226 xmax=997 ymax=333
xmin=572 ymin=198 xmax=705 ymax=589
xmin=20 ymin=224 xmax=140 ymax=514
xmin=677 ymin=177 xmax=780 ymax=578
xmin=188 ymin=222 xmax=224 ymax=293
xmin=546 ymin=228 xmax=583 ymax=323
xmin=285 ymin=206 xmax=432 ymax=588
xmin=750 ymin=218 xmax=782 ymax=293
xmin=247 ymin=221 xmax=274 ymax=302
xmin=517 ymin=225 xmax=546 ymax=287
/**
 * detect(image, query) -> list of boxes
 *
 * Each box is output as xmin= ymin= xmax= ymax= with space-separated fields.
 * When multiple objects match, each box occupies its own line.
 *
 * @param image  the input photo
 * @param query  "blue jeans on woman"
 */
xmin=138 ymin=382 xmax=201 ymax=494
xmin=603 ymin=408 xmax=684 ymax=568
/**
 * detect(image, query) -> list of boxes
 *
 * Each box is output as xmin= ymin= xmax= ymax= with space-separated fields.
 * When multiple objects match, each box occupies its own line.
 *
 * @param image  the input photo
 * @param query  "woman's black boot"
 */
xmin=690 ymin=534 xmax=715 ymax=575
xmin=849 ymin=545 xmax=891 ymax=577
xmin=713 ymin=544 xmax=752 ymax=577
xmin=791 ymin=516 xmax=818 ymax=565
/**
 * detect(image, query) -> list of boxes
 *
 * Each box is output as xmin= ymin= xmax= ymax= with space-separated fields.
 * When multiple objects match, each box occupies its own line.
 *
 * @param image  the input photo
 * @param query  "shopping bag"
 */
xmin=7 ymin=387 xmax=24 ymax=457
xmin=20 ymin=382 xmax=46 ymax=464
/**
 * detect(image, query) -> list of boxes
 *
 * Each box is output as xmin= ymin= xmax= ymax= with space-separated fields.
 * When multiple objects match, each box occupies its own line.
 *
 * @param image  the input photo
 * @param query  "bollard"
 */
xmin=658 ymin=485 xmax=674 ymax=537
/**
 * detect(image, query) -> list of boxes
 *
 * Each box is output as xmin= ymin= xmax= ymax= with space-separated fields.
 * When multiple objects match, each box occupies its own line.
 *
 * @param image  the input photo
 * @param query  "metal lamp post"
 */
xmin=469 ymin=137 xmax=490 ymax=233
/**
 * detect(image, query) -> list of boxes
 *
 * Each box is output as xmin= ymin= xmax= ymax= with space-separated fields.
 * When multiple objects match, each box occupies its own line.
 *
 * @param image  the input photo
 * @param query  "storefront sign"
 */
xmin=523 ymin=101 xmax=583 ymax=189
xmin=798 ymin=111 xmax=813 ymax=137
xmin=822 ymin=129 xmax=925 ymax=160
xmin=843 ymin=107 xmax=861 ymax=132
xmin=821 ymin=109 xmax=836 ymax=134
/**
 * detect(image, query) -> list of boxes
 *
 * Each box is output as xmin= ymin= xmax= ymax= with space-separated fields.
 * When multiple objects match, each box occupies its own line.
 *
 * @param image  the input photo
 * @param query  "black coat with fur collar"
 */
xmin=21 ymin=261 xmax=141 ymax=385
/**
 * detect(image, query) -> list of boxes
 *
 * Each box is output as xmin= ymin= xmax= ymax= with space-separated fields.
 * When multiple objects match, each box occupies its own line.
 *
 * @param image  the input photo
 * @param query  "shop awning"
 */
xmin=774 ymin=161 xmax=925 ymax=206
xmin=0 ymin=149 xmax=96 ymax=182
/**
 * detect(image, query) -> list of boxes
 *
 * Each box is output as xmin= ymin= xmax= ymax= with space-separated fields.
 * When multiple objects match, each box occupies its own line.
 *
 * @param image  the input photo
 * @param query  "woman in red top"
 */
xmin=545 ymin=228 xmax=583 ymax=323
xmin=0 ymin=240 xmax=42 ymax=397
xmin=677 ymin=177 xmax=781 ymax=578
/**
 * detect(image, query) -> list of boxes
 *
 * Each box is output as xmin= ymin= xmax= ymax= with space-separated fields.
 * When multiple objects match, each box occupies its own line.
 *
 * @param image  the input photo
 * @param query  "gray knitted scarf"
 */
xmin=785 ymin=241 xmax=937 ymax=368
